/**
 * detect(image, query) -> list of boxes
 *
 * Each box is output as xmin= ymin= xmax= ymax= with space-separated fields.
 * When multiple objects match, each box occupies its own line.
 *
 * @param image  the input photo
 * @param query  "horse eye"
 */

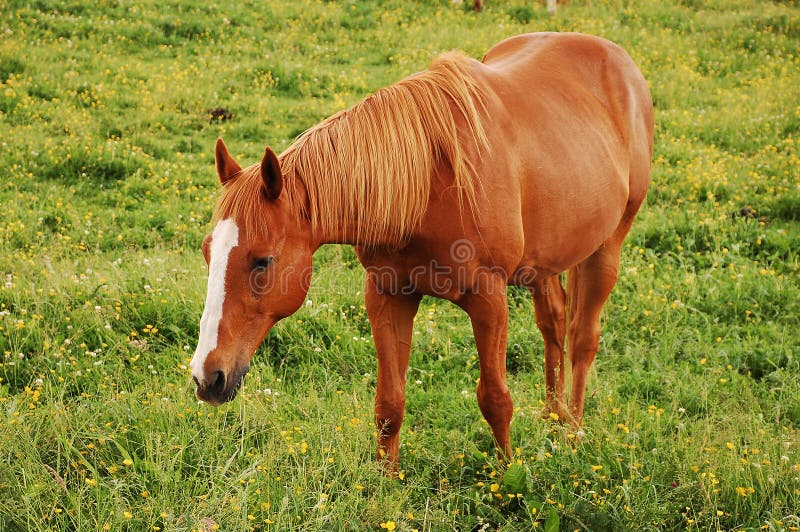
xmin=252 ymin=257 xmax=274 ymax=270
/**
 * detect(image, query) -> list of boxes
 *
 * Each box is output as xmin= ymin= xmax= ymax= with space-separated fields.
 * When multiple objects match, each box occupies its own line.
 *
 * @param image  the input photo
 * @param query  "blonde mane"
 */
xmin=215 ymin=51 xmax=489 ymax=245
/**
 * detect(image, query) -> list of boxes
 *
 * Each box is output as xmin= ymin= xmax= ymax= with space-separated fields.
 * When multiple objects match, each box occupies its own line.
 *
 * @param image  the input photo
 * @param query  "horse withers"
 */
xmin=189 ymin=33 xmax=654 ymax=472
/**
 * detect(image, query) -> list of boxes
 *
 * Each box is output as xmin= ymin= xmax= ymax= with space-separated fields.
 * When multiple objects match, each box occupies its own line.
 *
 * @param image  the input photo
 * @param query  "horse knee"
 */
xmin=375 ymin=397 xmax=405 ymax=437
xmin=477 ymin=383 xmax=513 ymax=426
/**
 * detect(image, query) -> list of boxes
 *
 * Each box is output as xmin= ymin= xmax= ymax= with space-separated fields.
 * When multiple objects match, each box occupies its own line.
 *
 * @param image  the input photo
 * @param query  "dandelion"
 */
xmin=380 ymin=521 xmax=396 ymax=530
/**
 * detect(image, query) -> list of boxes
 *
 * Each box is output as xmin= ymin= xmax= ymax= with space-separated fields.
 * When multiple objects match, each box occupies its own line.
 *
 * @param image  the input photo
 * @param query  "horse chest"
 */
xmin=357 ymin=246 xmax=494 ymax=303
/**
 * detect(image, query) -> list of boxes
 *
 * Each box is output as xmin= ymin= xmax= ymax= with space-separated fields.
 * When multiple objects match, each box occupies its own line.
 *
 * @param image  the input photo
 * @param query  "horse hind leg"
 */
xmin=567 ymin=120 xmax=651 ymax=425
xmin=529 ymin=275 xmax=569 ymax=422
xmin=566 ymin=222 xmax=632 ymax=426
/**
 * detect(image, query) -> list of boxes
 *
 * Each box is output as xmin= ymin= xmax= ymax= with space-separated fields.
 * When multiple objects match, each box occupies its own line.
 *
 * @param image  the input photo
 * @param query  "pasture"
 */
xmin=1 ymin=0 xmax=798 ymax=530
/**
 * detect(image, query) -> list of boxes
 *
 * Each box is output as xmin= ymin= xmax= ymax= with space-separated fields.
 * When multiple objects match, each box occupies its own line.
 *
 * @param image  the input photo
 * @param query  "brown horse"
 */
xmin=190 ymin=33 xmax=653 ymax=472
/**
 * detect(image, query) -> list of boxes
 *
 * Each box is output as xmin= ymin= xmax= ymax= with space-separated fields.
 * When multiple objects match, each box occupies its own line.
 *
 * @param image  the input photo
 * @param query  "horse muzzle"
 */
xmin=193 ymin=365 xmax=249 ymax=406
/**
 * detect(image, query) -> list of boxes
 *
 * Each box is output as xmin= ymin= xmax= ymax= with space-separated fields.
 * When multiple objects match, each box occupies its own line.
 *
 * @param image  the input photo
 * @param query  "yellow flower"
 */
xmin=123 ymin=511 xmax=133 ymax=519
xmin=490 ymin=483 xmax=499 ymax=492
xmin=380 ymin=521 xmax=396 ymax=531
xmin=123 ymin=458 xmax=133 ymax=467
xmin=85 ymin=478 xmax=97 ymax=487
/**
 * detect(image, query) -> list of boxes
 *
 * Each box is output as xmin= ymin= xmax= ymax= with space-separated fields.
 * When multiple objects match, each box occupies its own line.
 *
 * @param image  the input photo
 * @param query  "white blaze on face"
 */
xmin=190 ymin=218 xmax=239 ymax=383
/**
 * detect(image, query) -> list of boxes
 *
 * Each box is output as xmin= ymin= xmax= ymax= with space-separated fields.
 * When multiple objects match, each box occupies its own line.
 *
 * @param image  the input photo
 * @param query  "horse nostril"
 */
xmin=192 ymin=375 xmax=200 ymax=387
xmin=209 ymin=370 xmax=226 ymax=394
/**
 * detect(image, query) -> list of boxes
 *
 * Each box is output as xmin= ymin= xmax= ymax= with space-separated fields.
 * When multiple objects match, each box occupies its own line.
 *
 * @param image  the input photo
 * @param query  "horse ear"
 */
xmin=260 ymin=146 xmax=282 ymax=201
xmin=215 ymin=138 xmax=242 ymax=185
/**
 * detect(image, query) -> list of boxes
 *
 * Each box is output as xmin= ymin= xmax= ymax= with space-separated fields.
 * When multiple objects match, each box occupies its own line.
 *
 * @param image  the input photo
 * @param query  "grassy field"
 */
xmin=1 ymin=0 xmax=799 ymax=530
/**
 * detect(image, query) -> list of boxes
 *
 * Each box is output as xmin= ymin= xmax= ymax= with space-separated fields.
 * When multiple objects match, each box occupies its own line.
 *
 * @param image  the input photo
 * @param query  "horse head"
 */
xmin=190 ymin=139 xmax=313 ymax=405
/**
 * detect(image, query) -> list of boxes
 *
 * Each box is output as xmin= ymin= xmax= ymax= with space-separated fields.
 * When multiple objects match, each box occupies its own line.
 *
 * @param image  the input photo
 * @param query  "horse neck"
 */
xmin=311 ymin=209 xmax=398 ymax=249
xmin=288 ymin=168 xmax=415 ymax=250
xmin=285 ymin=172 xmax=392 ymax=250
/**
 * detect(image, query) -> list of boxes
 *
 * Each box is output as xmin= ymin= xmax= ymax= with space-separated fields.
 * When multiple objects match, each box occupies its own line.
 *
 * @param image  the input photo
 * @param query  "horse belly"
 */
xmin=519 ymin=166 xmax=628 ymax=276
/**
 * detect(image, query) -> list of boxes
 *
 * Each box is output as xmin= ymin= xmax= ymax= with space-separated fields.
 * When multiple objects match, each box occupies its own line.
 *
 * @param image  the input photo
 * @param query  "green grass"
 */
xmin=1 ymin=0 xmax=799 ymax=530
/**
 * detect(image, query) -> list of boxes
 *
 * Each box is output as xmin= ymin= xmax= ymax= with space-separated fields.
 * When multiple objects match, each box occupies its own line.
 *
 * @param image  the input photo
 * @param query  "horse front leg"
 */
xmin=461 ymin=274 xmax=514 ymax=461
xmin=365 ymin=275 xmax=421 ymax=475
